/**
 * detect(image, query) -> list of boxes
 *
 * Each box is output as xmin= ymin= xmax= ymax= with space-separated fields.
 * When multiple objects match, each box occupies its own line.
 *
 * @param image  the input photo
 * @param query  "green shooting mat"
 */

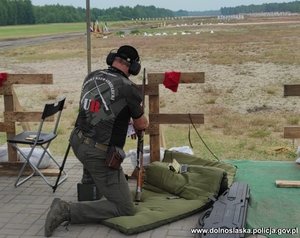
xmin=103 ymin=151 xmax=237 ymax=235
xmin=232 ymin=160 xmax=300 ymax=238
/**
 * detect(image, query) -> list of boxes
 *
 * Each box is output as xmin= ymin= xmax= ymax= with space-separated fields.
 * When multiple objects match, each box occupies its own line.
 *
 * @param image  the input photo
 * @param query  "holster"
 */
xmin=105 ymin=146 xmax=125 ymax=169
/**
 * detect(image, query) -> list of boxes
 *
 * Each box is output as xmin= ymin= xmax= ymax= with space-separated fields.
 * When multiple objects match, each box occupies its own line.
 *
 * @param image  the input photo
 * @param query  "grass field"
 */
xmin=0 ymin=23 xmax=86 ymax=40
xmin=0 ymin=20 xmax=152 ymax=40
xmin=1 ymin=16 xmax=300 ymax=162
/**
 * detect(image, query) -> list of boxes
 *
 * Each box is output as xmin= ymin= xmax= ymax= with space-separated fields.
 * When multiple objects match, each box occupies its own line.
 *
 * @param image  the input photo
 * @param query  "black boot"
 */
xmin=44 ymin=198 xmax=70 ymax=237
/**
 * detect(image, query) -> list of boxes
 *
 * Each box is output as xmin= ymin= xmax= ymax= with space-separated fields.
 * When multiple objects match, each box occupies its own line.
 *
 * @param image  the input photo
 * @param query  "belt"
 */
xmin=75 ymin=129 xmax=108 ymax=152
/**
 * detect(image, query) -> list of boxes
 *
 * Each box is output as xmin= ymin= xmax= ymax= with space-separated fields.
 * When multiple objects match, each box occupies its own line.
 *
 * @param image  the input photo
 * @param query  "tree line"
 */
xmin=221 ymin=1 xmax=300 ymax=15
xmin=0 ymin=0 xmax=299 ymax=26
xmin=0 ymin=0 xmax=174 ymax=26
xmin=0 ymin=0 xmax=34 ymax=25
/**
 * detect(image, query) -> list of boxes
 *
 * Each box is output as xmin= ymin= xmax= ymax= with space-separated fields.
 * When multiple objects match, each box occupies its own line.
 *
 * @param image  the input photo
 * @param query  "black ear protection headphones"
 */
xmin=106 ymin=49 xmax=117 ymax=66
xmin=106 ymin=48 xmax=141 ymax=76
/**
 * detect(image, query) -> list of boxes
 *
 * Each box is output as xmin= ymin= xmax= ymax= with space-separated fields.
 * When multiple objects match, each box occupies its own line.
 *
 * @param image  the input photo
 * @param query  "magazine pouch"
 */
xmin=105 ymin=146 xmax=125 ymax=169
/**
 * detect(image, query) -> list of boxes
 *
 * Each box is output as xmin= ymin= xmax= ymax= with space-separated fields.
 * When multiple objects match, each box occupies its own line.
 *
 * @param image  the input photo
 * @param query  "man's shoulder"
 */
xmin=87 ymin=69 xmax=113 ymax=78
xmin=83 ymin=69 xmax=117 ymax=83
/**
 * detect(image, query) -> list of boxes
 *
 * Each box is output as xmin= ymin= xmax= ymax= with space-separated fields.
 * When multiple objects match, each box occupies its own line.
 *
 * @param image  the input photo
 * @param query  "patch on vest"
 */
xmin=80 ymin=74 xmax=116 ymax=125
xmin=81 ymin=75 xmax=115 ymax=110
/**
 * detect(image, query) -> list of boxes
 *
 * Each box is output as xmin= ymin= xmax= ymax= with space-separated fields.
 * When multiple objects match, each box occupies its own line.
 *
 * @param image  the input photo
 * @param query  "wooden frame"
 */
xmin=138 ymin=72 xmax=205 ymax=162
xmin=281 ymin=84 xmax=300 ymax=187
xmin=283 ymin=85 xmax=300 ymax=139
xmin=0 ymin=74 xmax=53 ymax=162
xmin=1 ymin=72 xmax=203 ymax=164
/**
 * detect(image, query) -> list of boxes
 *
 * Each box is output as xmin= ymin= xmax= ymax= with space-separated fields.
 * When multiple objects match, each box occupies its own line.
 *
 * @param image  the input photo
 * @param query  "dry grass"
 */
xmin=4 ymin=17 xmax=300 ymax=66
xmin=1 ymin=15 xmax=300 ymax=161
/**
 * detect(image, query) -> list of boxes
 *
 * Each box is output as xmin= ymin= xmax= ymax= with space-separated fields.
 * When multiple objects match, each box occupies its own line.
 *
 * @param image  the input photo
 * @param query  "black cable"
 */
xmin=188 ymin=123 xmax=193 ymax=149
xmin=188 ymin=113 xmax=220 ymax=161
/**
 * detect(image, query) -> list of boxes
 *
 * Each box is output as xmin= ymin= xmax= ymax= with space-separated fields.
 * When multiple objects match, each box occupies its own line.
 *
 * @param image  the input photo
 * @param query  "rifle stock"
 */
xmin=135 ymin=68 xmax=146 ymax=202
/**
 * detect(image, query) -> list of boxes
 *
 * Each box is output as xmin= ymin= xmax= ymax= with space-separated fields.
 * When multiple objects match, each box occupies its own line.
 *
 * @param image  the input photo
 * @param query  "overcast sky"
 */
xmin=30 ymin=0 xmax=290 ymax=11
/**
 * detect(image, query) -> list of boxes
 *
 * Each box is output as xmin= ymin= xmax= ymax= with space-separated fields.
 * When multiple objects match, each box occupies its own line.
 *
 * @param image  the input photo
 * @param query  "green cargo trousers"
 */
xmin=69 ymin=130 xmax=134 ymax=224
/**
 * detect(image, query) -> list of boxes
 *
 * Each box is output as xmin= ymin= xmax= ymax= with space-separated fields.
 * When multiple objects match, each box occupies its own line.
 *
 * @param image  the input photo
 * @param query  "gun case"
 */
xmin=196 ymin=182 xmax=250 ymax=238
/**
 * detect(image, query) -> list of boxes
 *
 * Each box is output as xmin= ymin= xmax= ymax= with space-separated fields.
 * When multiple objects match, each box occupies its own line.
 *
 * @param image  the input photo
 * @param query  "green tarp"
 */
xmin=103 ymin=152 xmax=300 ymax=237
xmin=103 ymin=150 xmax=236 ymax=235
xmin=232 ymin=160 xmax=300 ymax=238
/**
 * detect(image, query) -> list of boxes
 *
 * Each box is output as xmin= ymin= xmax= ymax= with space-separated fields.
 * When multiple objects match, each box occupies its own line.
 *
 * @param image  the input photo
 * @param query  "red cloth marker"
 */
xmin=0 ymin=72 xmax=8 ymax=87
xmin=163 ymin=71 xmax=181 ymax=92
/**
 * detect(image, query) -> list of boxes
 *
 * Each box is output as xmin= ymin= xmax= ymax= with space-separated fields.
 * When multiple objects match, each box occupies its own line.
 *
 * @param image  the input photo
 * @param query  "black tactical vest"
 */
xmin=76 ymin=68 xmax=139 ymax=147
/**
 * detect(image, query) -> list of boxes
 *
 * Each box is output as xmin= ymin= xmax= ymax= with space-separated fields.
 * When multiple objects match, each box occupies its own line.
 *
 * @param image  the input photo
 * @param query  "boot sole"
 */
xmin=44 ymin=198 xmax=61 ymax=237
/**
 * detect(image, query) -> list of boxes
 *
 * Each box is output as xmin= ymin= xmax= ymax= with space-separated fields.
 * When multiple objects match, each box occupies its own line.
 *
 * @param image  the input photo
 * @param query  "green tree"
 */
xmin=0 ymin=0 xmax=9 ymax=25
xmin=221 ymin=1 xmax=300 ymax=15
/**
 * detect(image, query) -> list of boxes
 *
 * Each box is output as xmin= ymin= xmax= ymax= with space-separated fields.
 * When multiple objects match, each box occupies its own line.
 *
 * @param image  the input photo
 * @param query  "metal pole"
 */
xmin=86 ymin=0 xmax=91 ymax=74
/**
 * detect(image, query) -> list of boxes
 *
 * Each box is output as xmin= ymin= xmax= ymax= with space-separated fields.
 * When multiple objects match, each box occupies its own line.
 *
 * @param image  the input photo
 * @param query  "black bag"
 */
xmin=196 ymin=182 xmax=250 ymax=238
xmin=105 ymin=146 xmax=125 ymax=169
xmin=77 ymin=183 xmax=101 ymax=201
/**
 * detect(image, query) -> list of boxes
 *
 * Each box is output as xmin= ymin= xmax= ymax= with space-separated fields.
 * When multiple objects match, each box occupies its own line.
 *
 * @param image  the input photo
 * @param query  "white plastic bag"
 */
xmin=168 ymin=146 xmax=194 ymax=155
xmin=18 ymin=148 xmax=51 ymax=169
xmin=126 ymin=145 xmax=165 ymax=167
xmin=0 ymin=144 xmax=51 ymax=169
xmin=296 ymin=146 xmax=300 ymax=164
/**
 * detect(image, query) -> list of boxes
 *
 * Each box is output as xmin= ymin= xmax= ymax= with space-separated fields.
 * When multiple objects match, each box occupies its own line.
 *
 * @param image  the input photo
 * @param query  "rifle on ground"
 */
xmin=135 ymin=68 xmax=146 ymax=202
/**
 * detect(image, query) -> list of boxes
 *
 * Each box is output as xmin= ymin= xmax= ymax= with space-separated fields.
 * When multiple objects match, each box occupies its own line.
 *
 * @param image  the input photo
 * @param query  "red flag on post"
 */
xmin=163 ymin=71 xmax=181 ymax=92
xmin=0 ymin=72 xmax=8 ymax=87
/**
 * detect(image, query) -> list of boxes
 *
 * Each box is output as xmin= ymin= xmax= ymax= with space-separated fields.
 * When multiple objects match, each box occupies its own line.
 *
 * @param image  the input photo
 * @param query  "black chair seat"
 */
xmin=8 ymin=131 xmax=57 ymax=145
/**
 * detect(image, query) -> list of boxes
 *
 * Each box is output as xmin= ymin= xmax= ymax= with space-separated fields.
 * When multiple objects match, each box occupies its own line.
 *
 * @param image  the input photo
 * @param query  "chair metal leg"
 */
xmin=14 ymin=145 xmax=36 ymax=187
xmin=12 ymin=143 xmax=68 ymax=188
xmin=39 ymin=145 xmax=68 ymax=188
xmin=33 ymin=165 xmax=68 ymax=187
xmin=14 ymin=161 xmax=35 ymax=187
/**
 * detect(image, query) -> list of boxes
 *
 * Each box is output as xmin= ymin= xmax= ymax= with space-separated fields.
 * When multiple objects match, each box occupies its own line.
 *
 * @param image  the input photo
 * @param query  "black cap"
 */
xmin=116 ymin=45 xmax=140 ymax=63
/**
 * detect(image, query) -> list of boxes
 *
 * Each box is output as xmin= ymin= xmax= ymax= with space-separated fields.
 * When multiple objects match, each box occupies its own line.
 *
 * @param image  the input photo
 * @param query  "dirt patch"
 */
xmin=4 ymin=55 xmax=299 ymax=114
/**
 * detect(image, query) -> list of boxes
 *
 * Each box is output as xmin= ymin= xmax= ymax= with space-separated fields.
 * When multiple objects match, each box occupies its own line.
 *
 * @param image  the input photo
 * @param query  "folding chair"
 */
xmin=7 ymin=97 xmax=68 ymax=188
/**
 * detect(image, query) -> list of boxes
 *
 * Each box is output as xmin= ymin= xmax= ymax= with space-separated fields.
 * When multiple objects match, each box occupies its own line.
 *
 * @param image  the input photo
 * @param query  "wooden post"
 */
xmin=3 ymin=85 xmax=17 ymax=161
xmin=283 ymin=85 xmax=300 ymax=140
xmin=147 ymin=74 xmax=160 ymax=162
xmin=280 ymin=84 xmax=300 ymax=186
xmin=12 ymin=88 xmax=30 ymax=131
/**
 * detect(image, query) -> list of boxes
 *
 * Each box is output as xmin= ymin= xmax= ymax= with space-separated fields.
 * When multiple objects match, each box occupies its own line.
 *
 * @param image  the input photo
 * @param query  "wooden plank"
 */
xmin=6 ymin=143 xmax=17 ymax=163
xmin=0 ymin=84 xmax=13 ymax=95
xmin=150 ymin=135 xmax=160 ymax=162
xmin=275 ymin=180 xmax=300 ymax=188
xmin=4 ymin=112 xmax=54 ymax=122
xmin=149 ymin=113 xmax=204 ymax=124
xmin=4 ymin=112 xmax=44 ymax=122
xmin=283 ymin=126 xmax=300 ymax=139
xmin=40 ymin=168 xmax=60 ymax=176
xmin=0 ymin=162 xmax=32 ymax=176
xmin=148 ymin=83 xmax=160 ymax=162
xmin=284 ymin=85 xmax=300 ymax=97
xmin=0 ymin=74 xmax=53 ymax=163
xmin=137 ymin=85 xmax=159 ymax=96
xmin=160 ymin=127 xmax=166 ymax=148
xmin=148 ymin=72 xmax=205 ymax=85
xmin=4 ymin=94 xmax=17 ymax=162
xmin=0 ymin=163 xmax=59 ymax=176
xmin=7 ymin=74 xmax=53 ymax=85
xmin=146 ymin=124 xmax=159 ymax=135
xmin=0 ymin=122 xmax=15 ymax=133
xmin=12 ymin=88 xmax=30 ymax=130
